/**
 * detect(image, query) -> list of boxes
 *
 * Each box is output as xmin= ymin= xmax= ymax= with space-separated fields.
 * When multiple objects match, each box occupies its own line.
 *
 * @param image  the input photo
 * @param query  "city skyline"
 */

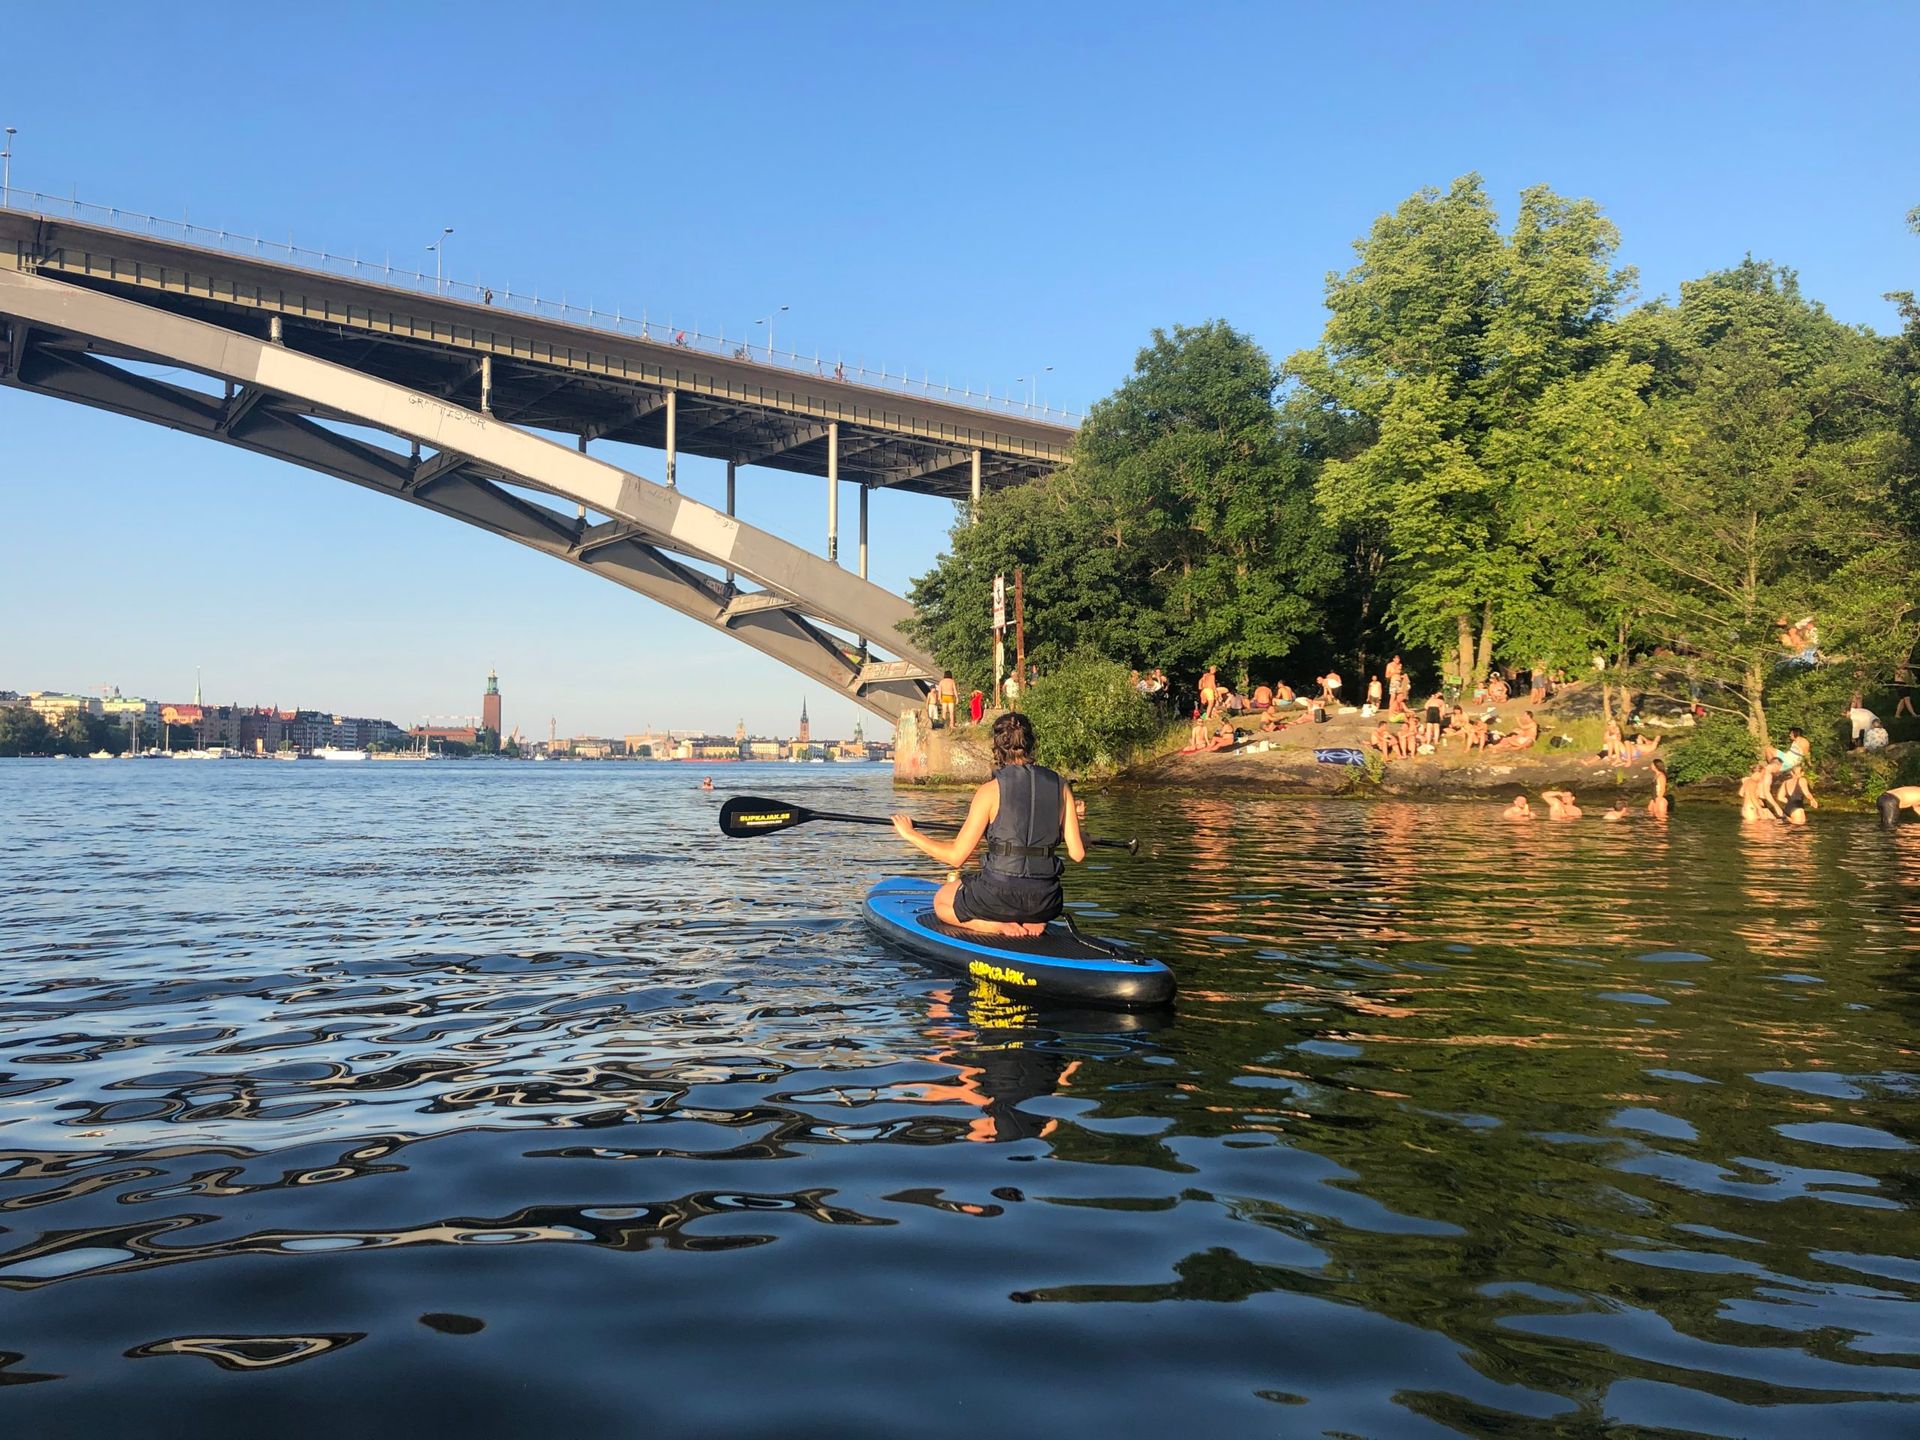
xmin=3 ymin=4 xmax=1917 ymax=735
xmin=3 ymin=668 xmax=859 ymax=743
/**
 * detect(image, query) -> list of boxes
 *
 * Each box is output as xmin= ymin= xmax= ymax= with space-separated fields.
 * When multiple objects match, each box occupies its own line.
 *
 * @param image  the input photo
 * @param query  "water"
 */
xmin=2 ymin=760 xmax=1917 ymax=1437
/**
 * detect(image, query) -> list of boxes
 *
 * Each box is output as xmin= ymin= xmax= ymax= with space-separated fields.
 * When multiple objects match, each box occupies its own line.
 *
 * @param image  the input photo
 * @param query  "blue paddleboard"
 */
xmin=862 ymin=876 xmax=1175 ymax=1010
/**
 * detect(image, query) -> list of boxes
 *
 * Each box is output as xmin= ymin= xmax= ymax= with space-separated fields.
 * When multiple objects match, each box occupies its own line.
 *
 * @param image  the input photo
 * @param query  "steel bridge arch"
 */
xmin=0 ymin=267 xmax=937 ymax=720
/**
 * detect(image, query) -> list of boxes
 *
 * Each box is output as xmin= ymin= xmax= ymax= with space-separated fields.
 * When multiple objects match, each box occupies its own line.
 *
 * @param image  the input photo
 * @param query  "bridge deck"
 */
xmin=0 ymin=208 xmax=1074 ymax=498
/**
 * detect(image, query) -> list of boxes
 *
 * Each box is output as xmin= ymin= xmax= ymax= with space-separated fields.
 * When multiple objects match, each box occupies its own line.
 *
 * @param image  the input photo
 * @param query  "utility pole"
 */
xmin=1014 ymin=568 xmax=1026 ymax=700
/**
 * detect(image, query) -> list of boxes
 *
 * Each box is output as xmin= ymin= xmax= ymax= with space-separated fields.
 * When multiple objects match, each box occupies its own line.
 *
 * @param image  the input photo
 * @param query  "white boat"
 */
xmin=315 ymin=747 xmax=368 ymax=762
xmin=88 ymin=750 xmax=116 ymax=760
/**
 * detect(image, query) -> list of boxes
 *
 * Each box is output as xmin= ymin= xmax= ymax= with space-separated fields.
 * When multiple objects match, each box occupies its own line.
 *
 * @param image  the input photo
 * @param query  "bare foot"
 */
xmin=992 ymin=921 xmax=1047 ymax=938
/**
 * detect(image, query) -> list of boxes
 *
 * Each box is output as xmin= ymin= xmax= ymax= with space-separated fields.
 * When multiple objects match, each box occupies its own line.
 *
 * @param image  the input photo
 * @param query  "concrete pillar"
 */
xmin=665 ymin=390 xmax=678 ymax=489
xmin=725 ymin=460 xmax=737 ymax=585
xmin=479 ymin=354 xmax=493 ymax=415
xmin=577 ymin=433 xmax=587 ymax=519
xmin=858 ymin=482 xmax=869 ymax=580
xmin=970 ymin=448 xmax=982 ymax=520
xmin=827 ymin=421 xmax=840 ymax=564
xmin=268 ymin=315 xmax=283 ymax=346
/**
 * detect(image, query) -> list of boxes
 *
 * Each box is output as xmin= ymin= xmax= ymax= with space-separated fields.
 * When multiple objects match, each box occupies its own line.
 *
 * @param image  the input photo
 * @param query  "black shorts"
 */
xmin=953 ymin=872 xmax=1062 ymax=924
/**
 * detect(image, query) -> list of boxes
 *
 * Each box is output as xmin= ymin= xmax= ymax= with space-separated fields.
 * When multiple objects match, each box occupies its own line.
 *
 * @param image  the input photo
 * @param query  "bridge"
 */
xmin=0 ymin=195 xmax=1077 ymax=721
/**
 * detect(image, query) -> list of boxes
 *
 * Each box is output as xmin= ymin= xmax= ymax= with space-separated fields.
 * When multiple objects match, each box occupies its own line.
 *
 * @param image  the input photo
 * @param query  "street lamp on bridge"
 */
xmin=2 ymin=128 xmax=16 ymax=208
xmin=426 ymin=226 xmax=453 ymax=293
xmin=1015 ymin=365 xmax=1053 ymax=411
xmin=755 ymin=304 xmax=789 ymax=363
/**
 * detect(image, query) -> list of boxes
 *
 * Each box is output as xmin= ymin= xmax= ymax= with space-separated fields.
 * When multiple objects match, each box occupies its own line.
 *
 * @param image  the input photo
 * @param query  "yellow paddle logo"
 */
xmin=735 ymin=811 xmax=794 ymax=828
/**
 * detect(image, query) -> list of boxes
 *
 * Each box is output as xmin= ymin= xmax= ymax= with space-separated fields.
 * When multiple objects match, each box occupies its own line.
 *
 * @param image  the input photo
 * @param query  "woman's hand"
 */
xmin=891 ymin=813 xmax=917 ymax=841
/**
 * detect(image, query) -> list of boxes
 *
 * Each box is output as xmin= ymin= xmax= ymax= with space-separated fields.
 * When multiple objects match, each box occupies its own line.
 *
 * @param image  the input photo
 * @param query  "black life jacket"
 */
xmin=981 ymin=763 xmax=1064 ymax=882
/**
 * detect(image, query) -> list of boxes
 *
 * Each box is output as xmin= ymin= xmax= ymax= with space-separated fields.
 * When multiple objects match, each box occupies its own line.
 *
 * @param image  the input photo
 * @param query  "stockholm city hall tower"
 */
xmin=482 ymin=668 xmax=502 ymax=735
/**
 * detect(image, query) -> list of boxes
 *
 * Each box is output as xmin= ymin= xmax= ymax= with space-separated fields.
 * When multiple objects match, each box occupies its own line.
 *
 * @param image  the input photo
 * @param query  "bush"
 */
xmin=1762 ymin=664 xmax=1857 ymax=758
xmin=1666 ymin=712 xmax=1762 ymax=784
xmin=1021 ymin=655 xmax=1164 ymax=775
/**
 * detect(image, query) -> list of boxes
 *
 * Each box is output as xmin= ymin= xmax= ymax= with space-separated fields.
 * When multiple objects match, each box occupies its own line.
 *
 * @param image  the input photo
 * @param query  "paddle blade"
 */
xmin=719 ymin=796 xmax=813 ymax=838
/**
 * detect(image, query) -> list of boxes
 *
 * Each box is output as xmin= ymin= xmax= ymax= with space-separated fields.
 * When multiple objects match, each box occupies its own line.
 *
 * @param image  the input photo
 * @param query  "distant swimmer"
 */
xmin=1879 ymin=785 xmax=1920 ymax=829
xmin=1541 ymin=788 xmax=1583 ymax=821
xmin=1501 ymin=793 xmax=1534 ymax=821
xmin=701 ymin=776 xmax=714 ymax=791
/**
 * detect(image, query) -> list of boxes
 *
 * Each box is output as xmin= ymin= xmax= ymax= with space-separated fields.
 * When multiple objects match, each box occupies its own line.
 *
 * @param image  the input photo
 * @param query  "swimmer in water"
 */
xmin=1501 ymin=793 xmax=1534 ymax=821
xmin=1738 ymin=763 xmax=1781 ymax=823
xmin=1541 ymin=788 xmax=1583 ymax=821
xmin=1603 ymin=798 xmax=1631 ymax=822
xmin=1878 ymin=785 xmax=1920 ymax=828
xmin=701 ymin=776 xmax=714 ymax=791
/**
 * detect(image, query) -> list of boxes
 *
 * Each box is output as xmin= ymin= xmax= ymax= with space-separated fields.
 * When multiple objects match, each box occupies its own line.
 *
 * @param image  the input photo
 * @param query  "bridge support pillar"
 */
xmin=725 ymin=460 xmax=737 ymax=585
xmin=827 ymin=420 xmax=840 ymax=564
xmin=970 ymin=448 xmax=982 ymax=520
xmin=665 ymin=390 xmax=677 ymax=488
xmin=858 ymin=481 xmax=869 ymax=580
xmin=269 ymin=315 xmax=283 ymax=346
xmin=576 ymin=433 xmax=587 ymax=519
xmin=480 ymin=354 xmax=493 ymax=415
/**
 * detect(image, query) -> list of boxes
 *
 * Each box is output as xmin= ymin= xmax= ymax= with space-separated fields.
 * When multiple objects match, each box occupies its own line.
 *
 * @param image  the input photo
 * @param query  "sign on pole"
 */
xmin=992 ymin=573 xmax=1006 ymax=632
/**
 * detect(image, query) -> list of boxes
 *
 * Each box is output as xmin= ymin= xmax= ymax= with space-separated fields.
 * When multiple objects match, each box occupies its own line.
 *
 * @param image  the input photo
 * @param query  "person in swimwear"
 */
xmin=1646 ymin=758 xmax=1671 ymax=819
xmin=1416 ymin=693 xmax=1445 ymax=749
xmin=1739 ymin=762 xmax=1783 ymax=823
xmin=1501 ymin=793 xmax=1534 ymax=821
xmin=1878 ymin=785 xmax=1920 ymax=828
xmin=701 ymin=776 xmax=714 ymax=791
xmin=1603 ymin=798 xmax=1631 ymax=822
xmin=1772 ymin=727 xmax=1818 ymax=808
xmin=1500 ymin=712 xmax=1539 ymax=750
xmin=1541 ymin=788 xmax=1583 ymax=821
xmin=891 ymin=711 xmax=1086 ymax=938
xmin=1774 ymin=762 xmax=1812 ymax=826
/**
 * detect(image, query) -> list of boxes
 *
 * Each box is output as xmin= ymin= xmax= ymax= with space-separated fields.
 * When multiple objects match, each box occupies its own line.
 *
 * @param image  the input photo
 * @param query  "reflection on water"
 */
xmin=1 ymin=761 xmax=1917 ymax=1435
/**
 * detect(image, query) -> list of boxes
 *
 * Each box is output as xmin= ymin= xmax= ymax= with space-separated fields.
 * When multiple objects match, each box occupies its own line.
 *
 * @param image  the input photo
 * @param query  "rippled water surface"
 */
xmin=3 ymin=760 xmax=1918 ymax=1437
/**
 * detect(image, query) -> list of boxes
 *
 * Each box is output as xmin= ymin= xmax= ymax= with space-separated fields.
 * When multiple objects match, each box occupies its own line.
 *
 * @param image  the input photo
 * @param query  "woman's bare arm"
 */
xmin=1060 ymin=782 xmax=1087 ymax=863
xmin=892 ymin=781 xmax=996 ymax=868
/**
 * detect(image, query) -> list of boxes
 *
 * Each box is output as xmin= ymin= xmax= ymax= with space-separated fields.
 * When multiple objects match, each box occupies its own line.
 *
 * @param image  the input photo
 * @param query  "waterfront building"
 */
xmin=412 ymin=724 xmax=481 ymax=746
xmin=27 ymin=692 xmax=105 ymax=722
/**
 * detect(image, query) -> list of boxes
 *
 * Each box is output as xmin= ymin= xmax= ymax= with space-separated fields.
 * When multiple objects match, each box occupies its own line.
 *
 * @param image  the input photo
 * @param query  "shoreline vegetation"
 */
xmin=905 ymin=177 xmax=1920 ymax=807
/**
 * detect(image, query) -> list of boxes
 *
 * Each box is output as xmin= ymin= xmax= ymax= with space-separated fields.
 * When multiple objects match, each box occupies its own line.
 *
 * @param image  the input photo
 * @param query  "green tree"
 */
xmin=1609 ymin=263 xmax=1915 ymax=738
xmin=909 ymin=322 xmax=1337 ymax=690
xmin=0 ymin=707 xmax=55 ymax=756
xmin=1290 ymin=176 xmax=1633 ymax=685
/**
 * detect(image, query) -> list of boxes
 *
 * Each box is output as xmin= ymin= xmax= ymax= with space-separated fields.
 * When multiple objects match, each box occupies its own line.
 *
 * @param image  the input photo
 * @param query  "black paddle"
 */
xmin=718 ymin=794 xmax=1138 ymax=854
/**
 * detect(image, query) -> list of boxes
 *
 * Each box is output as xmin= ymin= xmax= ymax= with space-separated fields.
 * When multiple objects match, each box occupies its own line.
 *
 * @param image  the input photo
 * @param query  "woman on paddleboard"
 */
xmin=890 ymin=712 xmax=1087 ymax=938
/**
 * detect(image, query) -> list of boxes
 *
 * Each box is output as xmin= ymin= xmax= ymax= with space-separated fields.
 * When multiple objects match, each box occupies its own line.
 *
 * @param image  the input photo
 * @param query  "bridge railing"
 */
xmin=0 ymin=188 xmax=1082 ymax=425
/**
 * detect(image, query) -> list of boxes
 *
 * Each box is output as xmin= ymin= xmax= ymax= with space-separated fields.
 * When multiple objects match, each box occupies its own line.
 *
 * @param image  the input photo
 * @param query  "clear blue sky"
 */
xmin=3 ymin=2 xmax=1916 ymax=739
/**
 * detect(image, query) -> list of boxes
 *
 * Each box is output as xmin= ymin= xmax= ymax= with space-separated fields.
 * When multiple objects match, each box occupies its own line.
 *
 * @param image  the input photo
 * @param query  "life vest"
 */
xmin=981 ymin=763 xmax=1064 ymax=882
